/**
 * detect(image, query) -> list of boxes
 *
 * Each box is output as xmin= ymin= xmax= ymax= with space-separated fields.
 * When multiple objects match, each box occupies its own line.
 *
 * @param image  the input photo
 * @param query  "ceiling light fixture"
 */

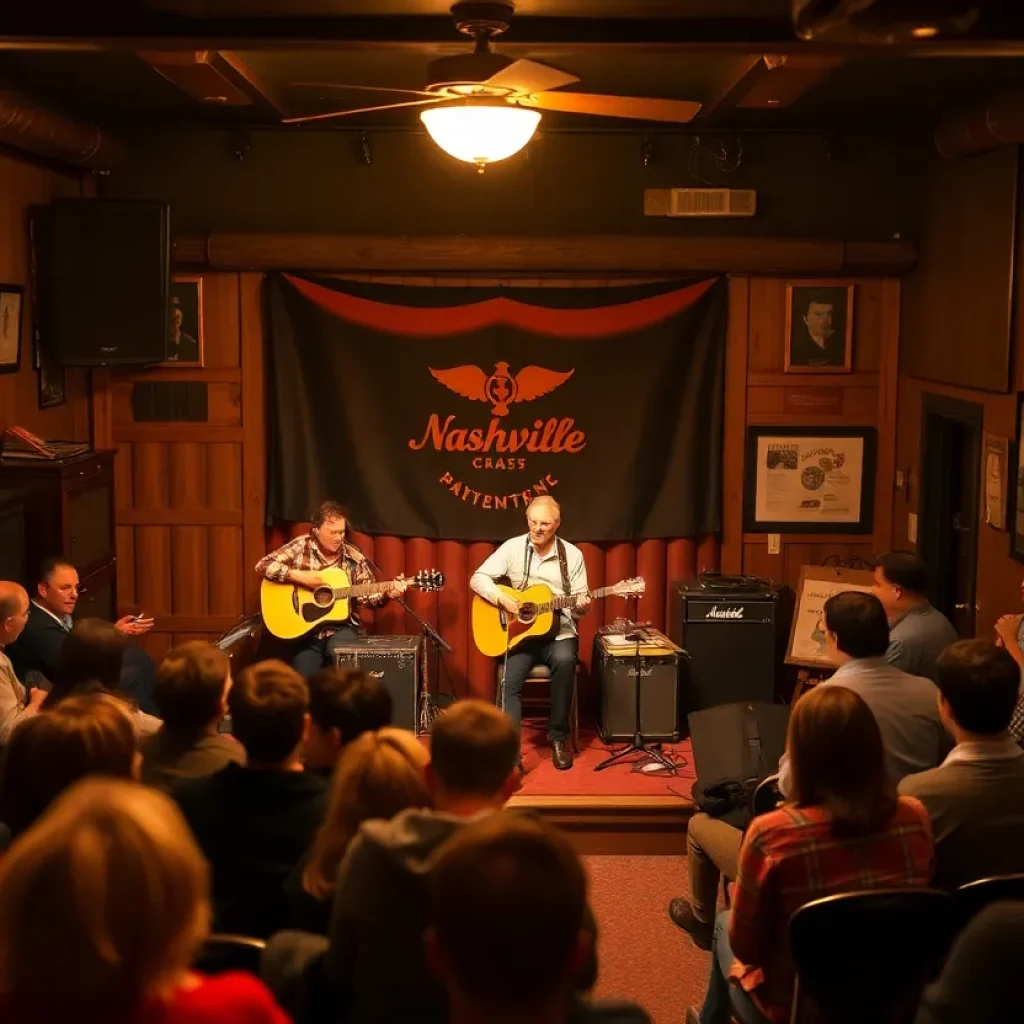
xmin=420 ymin=103 xmax=541 ymax=172
xmin=910 ymin=25 xmax=939 ymax=38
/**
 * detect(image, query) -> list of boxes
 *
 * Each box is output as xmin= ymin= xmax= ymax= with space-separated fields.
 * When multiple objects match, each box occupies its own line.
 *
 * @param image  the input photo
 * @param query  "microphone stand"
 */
xmin=595 ymin=596 xmax=676 ymax=774
xmin=362 ymin=552 xmax=451 ymax=734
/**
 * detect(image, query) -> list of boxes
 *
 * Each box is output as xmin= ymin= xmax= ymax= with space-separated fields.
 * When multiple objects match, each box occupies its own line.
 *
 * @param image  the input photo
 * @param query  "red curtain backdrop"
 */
xmin=265 ymin=524 xmax=720 ymax=707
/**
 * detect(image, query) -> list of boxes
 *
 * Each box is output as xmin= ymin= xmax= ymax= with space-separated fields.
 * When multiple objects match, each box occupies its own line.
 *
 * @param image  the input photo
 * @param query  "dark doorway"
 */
xmin=919 ymin=394 xmax=983 ymax=637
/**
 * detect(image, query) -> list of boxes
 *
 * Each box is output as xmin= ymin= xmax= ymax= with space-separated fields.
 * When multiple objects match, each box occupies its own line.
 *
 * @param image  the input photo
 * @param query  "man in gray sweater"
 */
xmin=900 ymin=639 xmax=1024 ymax=889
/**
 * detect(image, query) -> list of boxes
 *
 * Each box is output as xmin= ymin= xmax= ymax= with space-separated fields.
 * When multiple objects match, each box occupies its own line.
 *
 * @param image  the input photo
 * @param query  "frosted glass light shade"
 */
xmin=420 ymin=104 xmax=541 ymax=167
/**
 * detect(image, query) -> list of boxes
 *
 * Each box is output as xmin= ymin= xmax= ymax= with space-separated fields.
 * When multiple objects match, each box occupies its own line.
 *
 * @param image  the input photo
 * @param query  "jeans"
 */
xmin=498 ymin=636 xmax=577 ymax=741
xmin=687 ymin=812 xmax=744 ymax=924
xmin=699 ymin=911 xmax=771 ymax=1024
xmin=288 ymin=625 xmax=359 ymax=678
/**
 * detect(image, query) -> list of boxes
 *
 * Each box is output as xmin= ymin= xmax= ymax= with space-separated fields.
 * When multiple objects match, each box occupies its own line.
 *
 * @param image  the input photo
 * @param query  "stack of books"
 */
xmin=1 ymin=426 xmax=91 ymax=463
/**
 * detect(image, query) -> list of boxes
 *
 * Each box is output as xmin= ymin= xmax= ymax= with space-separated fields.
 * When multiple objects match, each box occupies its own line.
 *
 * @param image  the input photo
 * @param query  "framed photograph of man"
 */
xmin=784 ymin=281 xmax=854 ymax=374
xmin=159 ymin=276 xmax=204 ymax=366
xmin=0 ymin=285 xmax=24 ymax=374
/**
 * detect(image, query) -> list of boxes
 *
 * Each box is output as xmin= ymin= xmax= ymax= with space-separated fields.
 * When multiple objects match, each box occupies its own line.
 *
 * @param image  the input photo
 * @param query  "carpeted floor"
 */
xmin=585 ymin=854 xmax=710 ymax=1024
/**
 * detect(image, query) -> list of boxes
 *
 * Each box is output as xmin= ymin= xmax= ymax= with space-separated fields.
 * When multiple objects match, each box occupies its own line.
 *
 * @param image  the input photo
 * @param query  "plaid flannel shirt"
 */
xmin=255 ymin=535 xmax=386 ymax=630
xmin=1010 ymin=618 xmax=1024 ymax=745
xmin=728 ymin=798 xmax=934 ymax=1023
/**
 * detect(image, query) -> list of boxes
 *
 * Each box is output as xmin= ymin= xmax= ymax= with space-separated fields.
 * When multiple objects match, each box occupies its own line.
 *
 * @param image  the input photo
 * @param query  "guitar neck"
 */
xmin=544 ymin=585 xmax=621 ymax=612
xmin=333 ymin=579 xmax=397 ymax=599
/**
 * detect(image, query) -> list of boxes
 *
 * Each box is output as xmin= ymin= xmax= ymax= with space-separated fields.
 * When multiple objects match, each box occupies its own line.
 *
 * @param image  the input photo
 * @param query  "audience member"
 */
xmin=992 ymin=570 xmax=1024 ymax=745
xmin=671 ymin=590 xmax=945 ymax=948
xmin=0 ymin=693 xmax=137 ymax=846
xmin=687 ymin=685 xmax=934 ymax=1024
xmin=42 ymin=618 xmax=161 ymax=737
xmin=873 ymin=552 xmax=958 ymax=681
xmin=302 ymin=666 xmax=393 ymax=775
xmin=141 ymin=642 xmax=244 ymax=789
xmin=172 ymin=659 xmax=328 ymax=938
xmin=0 ymin=582 xmax=44 ymax=747
xmin=0 ymin=777 xmax=288 ymax=1023
xmin=289 ymin=726 xmax=430 ymax=934
xmin=426 ymin=814 xmax=649 ymax=1024
xmin=913 ymin=901 xmax=1023 ymax=1024
xmin=6 ymin=558 xmax=158 ymax=713
xmin=899 ymin=639 xmax=1024 ymax=888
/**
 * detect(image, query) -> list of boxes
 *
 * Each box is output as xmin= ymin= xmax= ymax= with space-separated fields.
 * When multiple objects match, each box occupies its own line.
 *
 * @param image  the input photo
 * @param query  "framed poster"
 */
xmin=784 ymin=281 xmax=854 ymax=374
xmin=983 ymin=432 xmax=1009 ymax=531
xmin=1013 ymin=394 xmax=1024 ymax=562
xmin=786 ymin=565 xmax=877 ymax=668
xmin=158 ymin=276 xmax=204 ymax=366
xmin=0 ymin=285 xmax=23 ymax=374
xmin=743 ymin=426 xmax=877 ymax=534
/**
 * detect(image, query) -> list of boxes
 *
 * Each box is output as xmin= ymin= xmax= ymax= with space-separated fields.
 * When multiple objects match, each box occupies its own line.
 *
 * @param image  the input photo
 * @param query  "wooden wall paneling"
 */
xmin=721 ymin=276 xmax=749 ymax=575
xmin=201 ymin=273 xmax=242 ymax=369
xmin=207 ymin=526 xmax=244 ymax=617
xmin=131 ymin=442 xmax=169 ymax=509
xmin=171 ymin=525 xmax=209 ymax=615
xmin=851 ymin=278 xmax=882 ymax=374
xmin=168 ymin=442 xmax=206 ymax=508
xmin=239 ymin=272 xmax=266 ymax=613
xmin=874 ymin=279 xmax=901 ymax=553
xmin=747 ymin=277 xmax=786 ymax=372
xmin=134 ymin=525 xmax=173 ymax=617
xmin=116 ymin=525 xmax=136 ymax=607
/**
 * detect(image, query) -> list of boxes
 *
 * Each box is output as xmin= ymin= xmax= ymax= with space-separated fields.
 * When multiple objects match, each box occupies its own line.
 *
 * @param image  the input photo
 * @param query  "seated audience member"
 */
xmin=913 ymin=901 xmax=1023 ymax=1024
xmin=426 ymin=814 xmax=649 ymax=1024
xmin=873 ymin=552 xmax=958 ymax=681
xmin=141 ymin=642 xmax=244 ymax=789
xmin=303 ymin=666 xmax=393 ymax=775
xmin=687 ymin=685 xmax=934 ymax=1024
xmin=288 ymin=727 xmax=430 ymax=934
xmin=993 ymin=571 xmax=1024 ymax=745
xmin=0 ymin=693 xmax=137 ymax=847
xmin=0 ymin=777 xmax=289 ymax=1024
xmin=899 ymin=639 xmax=1024 ymax=888
xmin=172 ymin=659 xmax=328 ymax=938
xmin=0 ymin=582 xmax=44 ymax=747
xmin=6 ymin=558 xmax=158 ymax=713
xmin=42 ymin=618 xmax=161 ymax=738
xmin=671 ymin=590 xmax=945 ymax=948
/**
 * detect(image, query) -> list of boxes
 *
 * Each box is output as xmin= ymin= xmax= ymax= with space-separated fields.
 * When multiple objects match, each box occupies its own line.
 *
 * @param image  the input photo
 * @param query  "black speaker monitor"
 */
xmin=37 ymin=200 xmax=170 ymax=366
xmin=332 ymin=636 xmax=422 ymax=733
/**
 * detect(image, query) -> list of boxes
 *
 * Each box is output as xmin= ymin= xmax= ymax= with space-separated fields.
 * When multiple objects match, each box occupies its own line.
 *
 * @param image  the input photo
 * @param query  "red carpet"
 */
xmin=517 ymin=727 xmax=696 ymax=799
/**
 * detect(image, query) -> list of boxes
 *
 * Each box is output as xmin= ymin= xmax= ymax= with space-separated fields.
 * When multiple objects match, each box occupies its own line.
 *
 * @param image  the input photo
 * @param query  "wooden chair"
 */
xmin=192 ymin=933 xmax=267 ymax=976
xmin=497 ymin=661 xmax=580 ymax=754
xmin=788 ymin=889 xmax=955 ymax=1024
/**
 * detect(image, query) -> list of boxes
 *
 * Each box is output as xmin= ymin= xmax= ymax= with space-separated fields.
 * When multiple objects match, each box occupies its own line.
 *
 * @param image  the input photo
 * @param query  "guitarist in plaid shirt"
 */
xmin=256 ymin=501 xmax=408 ymax=677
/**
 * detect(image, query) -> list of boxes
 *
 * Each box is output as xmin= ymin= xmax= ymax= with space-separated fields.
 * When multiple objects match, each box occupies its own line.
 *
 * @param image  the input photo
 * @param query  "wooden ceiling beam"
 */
xmin=214 ymin=50 xmax=289 ymax=118
xmin=136 ymin=50 xmax=254 ymax=106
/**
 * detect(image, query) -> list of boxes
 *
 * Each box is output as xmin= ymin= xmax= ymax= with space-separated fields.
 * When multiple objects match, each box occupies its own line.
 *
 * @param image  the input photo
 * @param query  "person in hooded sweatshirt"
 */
xmin=263 ymin=699 xmax=598 ymax=1024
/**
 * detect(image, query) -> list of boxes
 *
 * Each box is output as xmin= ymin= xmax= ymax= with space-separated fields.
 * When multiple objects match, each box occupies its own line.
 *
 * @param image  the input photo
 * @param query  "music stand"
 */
xmin=594 ymin=597 xmax=675 ymax=773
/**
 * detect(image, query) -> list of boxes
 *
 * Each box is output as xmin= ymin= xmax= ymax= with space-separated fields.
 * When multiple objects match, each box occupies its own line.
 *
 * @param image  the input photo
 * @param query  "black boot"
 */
xmin=551 ymin=739 xmax=573 ymax=770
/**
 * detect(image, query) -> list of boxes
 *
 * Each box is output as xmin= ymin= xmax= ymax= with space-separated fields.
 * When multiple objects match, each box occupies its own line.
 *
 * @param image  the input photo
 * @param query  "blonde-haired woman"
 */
xmin=287 ymin=727 xmax=431 ymax=934
xmin=0 ymin=778 xmax=289 ymax=1023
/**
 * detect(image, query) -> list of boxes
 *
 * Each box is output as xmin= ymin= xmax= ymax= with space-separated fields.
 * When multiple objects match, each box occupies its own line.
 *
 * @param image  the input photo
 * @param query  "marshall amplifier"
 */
xmin=333 ymin=635 xmax=421 ymax=733
xmin=670 ymin=580 xmax=792 ymax=720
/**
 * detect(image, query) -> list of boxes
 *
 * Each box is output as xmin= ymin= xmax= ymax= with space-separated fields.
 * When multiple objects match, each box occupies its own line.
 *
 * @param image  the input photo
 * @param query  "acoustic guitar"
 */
xmin=471 ymin=577 xmax=646 ymax=657
xmin=261 ymin=566 xmax=445 ymax=640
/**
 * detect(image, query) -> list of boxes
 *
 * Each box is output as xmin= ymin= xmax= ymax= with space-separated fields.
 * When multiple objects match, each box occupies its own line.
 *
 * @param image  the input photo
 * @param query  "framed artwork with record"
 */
xmin=743 ymin=425 xmax=876 ymax=534
xmin=786 ymin=565 xmax=877 ymax=668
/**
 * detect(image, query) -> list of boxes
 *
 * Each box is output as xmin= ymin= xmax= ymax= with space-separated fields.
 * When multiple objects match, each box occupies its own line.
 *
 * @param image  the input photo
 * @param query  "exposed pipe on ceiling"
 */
xmin=0 ymin=85 xmax=122 ymax=169
xmin=934 ymin=85 xmax=1024 ymax=159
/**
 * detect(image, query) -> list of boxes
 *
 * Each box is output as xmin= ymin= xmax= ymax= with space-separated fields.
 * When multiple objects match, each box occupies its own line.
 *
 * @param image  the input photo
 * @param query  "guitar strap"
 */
xmin=521 ymin=537 xmax=571 ymax=596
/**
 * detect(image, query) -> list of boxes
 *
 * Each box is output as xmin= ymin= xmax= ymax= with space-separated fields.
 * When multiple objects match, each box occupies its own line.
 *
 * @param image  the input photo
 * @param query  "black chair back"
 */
xmin=751 ymin=773 xmax=782 ymax=818
xmin=956 ymin=873 xmax=1024 ymax=928
xmin=193 ymin=933 xmax=267 ymax=976
xmin=789 ymin=888 xmax=955 ymax=1024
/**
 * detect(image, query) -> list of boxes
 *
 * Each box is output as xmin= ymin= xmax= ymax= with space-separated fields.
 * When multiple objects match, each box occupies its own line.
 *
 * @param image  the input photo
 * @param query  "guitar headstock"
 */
xmin=412 ymin=569 xmax=446 ymax=593
xmin=610 ymin=576 xmax=646 ymax=598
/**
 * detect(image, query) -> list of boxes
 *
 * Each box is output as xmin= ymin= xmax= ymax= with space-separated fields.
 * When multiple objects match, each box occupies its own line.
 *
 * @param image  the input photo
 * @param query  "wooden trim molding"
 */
xmin=173 ymin=233 xmax=917 ymax=276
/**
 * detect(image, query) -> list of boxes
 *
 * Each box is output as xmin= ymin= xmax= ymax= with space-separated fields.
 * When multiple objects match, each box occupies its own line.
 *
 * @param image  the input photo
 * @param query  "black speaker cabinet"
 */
xmin=34 ymin=199 xmax=171 ymax=366
xmin=333 ymin=636 xmax=422 ymax=733
xmin=688 ymin=701 xmax=790 ymax=784
xmin=670 ymin=581 xmax=792 ymax=718
xmin=594 ymin=640 xmax=680 ymax=743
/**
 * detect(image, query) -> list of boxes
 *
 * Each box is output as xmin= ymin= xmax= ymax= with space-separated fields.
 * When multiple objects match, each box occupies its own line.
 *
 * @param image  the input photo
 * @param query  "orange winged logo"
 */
xmin=428 ymin=361 xmax=574 ymax=417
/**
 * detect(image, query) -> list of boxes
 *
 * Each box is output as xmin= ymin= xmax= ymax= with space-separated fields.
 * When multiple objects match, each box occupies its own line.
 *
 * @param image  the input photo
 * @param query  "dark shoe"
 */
xmin=685 ymin=1007 xmax=701 ymax=1024
xmin=552 ymin=739 xmax=573 ymax=770
xmin=668 ymin=897 xmax=713 ymax=950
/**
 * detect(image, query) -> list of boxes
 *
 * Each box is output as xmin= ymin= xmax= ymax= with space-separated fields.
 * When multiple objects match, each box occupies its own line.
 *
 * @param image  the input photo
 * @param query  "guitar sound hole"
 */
xmin=518 ymin=603 xmax=537 ymax=625
xmin=312 ymin=586 xmax=334 ymax=607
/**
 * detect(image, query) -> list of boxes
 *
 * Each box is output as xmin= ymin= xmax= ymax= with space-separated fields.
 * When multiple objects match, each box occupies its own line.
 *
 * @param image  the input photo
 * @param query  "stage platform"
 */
xmin=507 ymin=728 xmax=697 ymax=856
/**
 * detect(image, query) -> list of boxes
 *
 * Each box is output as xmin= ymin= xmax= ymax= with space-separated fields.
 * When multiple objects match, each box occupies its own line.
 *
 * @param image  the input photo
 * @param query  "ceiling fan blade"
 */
xmin=522 ymin=92 xmax=701 ymax=123
xmin=289 ymin=81 xmax=439 ymax=99
xmin=282 ymin=97 xmax=444 ymax=125
xmin=485 ymin=59 xmax=579 ymax=95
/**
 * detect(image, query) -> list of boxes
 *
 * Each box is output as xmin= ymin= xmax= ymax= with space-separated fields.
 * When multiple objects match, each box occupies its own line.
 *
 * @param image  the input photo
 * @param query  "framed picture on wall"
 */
xmin=743 ymin=425 xmax=877 ymax=534
xmin=1012 ymin=395 xmax=1024 ymax=562
xmin=983 ymin=432 xmax=1009 ymax=531
xmin=0 ymin=285 xmax=23 ymax=374
xmin=158 ymin=276 xmax=204 ymax=366
xmin=784 ymin=281 xmax=854 ymax=373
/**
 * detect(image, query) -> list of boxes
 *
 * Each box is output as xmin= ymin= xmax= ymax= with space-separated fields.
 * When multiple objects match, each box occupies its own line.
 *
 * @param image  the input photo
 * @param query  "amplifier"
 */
xmin=593 ymin=635 xmax=680 ymax=743
xmin=333 ymin=635 xmax=421 ymax=733
xmin=670 ymin=581 xmax=792 ymax=719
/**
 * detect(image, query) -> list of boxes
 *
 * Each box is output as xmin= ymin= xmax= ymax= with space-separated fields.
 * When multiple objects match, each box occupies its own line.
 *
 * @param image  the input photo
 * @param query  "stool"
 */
xmin=497 ymin=662 xmax=580 ymax=754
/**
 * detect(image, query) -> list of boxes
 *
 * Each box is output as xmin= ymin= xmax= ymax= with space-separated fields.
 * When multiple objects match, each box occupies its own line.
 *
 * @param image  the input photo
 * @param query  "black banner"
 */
xmin=266 ymin=273 xmax=726 ymax=542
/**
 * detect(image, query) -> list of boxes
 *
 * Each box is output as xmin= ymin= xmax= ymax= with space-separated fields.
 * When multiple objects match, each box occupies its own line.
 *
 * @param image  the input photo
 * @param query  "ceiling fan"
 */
xmin=283 ymin=0 xmax=701 ymax=171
